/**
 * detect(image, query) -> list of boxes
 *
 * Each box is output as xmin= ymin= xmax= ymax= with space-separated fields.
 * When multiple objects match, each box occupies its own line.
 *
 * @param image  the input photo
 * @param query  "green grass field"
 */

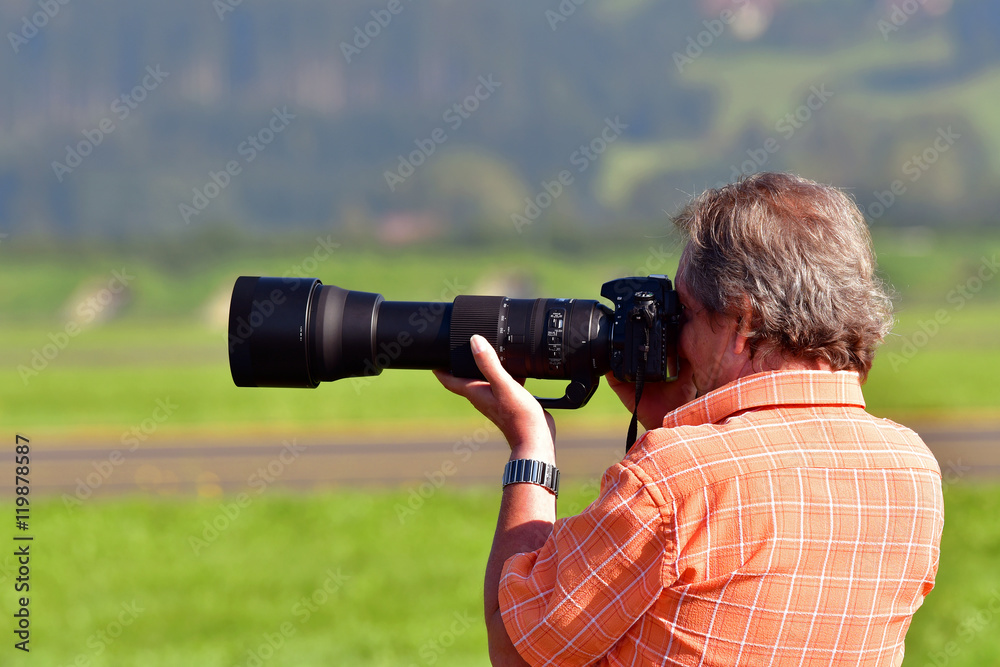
xmin=2 ymin=230 xmax=998 ymax=436
xmin=0 ymin=482 xmax=996 ymax=666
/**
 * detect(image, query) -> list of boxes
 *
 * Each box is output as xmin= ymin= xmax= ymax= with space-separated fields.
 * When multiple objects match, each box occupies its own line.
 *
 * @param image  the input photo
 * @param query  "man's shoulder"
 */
xmin=628 ymin=404 xmax=940 ymax=496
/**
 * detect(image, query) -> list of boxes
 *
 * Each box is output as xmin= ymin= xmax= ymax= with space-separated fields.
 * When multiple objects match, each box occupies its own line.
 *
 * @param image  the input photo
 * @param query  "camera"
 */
xmin=228 ymin=275 xmax=680 ymax=410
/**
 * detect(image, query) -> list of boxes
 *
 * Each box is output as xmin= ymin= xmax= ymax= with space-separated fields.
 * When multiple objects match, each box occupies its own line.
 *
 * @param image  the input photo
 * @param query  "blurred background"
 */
xmin=2 ymin=0 xmax=999 ymax=664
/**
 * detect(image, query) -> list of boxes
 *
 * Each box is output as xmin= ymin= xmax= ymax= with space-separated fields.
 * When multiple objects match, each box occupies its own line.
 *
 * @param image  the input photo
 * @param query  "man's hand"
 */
xmin=605 ymin=359 xmax=697 ymax=431
xmin=434 ymin=334 xmax=555 ymax=461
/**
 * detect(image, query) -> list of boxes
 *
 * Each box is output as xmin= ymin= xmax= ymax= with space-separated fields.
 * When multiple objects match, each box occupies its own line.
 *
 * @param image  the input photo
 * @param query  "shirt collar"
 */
xmin=662 ymin=370 xmax=866 ymax=428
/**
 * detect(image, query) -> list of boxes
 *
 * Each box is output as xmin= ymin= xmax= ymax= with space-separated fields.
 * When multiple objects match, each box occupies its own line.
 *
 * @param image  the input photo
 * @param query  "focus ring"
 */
xmin=449 ymin=295 xmax=505 ymax=378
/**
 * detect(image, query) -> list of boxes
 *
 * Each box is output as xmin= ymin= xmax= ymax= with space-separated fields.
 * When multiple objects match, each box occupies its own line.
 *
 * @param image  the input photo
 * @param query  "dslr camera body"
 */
xmin=602 ymin=276 xmax=680 ymax=387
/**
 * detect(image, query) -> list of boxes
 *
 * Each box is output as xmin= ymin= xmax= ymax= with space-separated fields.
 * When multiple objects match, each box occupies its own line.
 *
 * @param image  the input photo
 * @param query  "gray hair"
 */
xmin=674 ymin=172 xmax=893 ymax=381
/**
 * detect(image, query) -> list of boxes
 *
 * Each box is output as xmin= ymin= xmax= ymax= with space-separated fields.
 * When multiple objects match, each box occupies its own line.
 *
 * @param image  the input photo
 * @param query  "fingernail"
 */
xmin=470 ymin=335 xmax=485 ymax=354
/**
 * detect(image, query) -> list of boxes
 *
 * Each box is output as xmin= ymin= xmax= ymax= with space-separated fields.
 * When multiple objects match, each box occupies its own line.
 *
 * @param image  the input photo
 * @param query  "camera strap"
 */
xmin=625 ymin=325 xmax=650 ymax=454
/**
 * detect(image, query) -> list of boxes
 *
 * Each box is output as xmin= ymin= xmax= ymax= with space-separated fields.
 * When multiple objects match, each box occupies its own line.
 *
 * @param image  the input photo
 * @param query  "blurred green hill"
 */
xmin=3 ymin=0 xmax=1000 ymax=237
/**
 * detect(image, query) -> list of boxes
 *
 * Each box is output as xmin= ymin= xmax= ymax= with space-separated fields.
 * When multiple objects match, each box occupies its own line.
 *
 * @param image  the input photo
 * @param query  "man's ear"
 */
xmin=731 ymin=297 xmax=754 ymax=356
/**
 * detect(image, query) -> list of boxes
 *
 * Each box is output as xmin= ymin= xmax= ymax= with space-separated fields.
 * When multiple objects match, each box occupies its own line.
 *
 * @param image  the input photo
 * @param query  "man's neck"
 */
xmin=737 ymin=354 xmax=833 ymax=378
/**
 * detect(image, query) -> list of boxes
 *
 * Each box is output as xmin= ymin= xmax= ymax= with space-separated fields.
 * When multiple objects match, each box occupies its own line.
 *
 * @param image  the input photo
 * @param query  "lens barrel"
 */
xmin=228 ymin=276 xmax=612 ymax=392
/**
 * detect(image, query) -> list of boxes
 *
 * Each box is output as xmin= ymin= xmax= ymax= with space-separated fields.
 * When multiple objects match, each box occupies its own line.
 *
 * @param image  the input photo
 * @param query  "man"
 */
xmin=435 ymin=172 xmax=944 ymax=666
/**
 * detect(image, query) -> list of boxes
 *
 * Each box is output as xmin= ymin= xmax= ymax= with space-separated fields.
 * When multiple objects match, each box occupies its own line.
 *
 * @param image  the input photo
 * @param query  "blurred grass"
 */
xmin=866 ymin=305 xmax=1000 ymax=417
xmin=0 ymin=481 xmax=996 ymax=666
xmin=1 ymin=229 xmax=998 ymax=436
xmin=5 ymin=487 xmax=498 ymax=666
xmin=906 ymin=483 xmax=1000 ymax=666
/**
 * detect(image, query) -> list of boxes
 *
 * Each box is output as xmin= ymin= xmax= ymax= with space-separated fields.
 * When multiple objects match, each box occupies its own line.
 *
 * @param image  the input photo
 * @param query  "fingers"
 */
xmin=432 ymin=337 xmax=524 ymax=408
xmin=433 ymin=368 xmax=473 ymax=395
xmin=469 ymin=335 xmax=534 ymax=397
xmin=432 ymin=369 xmax=493 ymax=404
xmin=432 ymin=335 xmax=520 ymax=400
xmin=435 ymin=336 xmax=556 ymax=453
xmin=469 ymin=335 xmax=508 ymax=387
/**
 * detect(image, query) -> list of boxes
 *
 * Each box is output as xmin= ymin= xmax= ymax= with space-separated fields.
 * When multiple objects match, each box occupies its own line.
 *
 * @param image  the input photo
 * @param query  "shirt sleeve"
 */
xmin=498 ymin=459 xmax=673 ymax=665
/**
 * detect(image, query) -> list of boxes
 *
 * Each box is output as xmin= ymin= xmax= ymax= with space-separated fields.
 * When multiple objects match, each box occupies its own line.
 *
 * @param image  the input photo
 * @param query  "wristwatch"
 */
xmin=502 ymin=459 xmax=560 ymax=497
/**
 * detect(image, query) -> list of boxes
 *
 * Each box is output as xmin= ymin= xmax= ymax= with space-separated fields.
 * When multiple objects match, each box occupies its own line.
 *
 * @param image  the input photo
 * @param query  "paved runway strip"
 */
xmin=14 ymin=425 xmax=1000 ymax=501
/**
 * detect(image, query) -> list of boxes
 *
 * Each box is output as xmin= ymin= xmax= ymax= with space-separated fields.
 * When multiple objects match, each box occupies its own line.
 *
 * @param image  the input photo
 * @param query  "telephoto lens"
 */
xmin=228 ymin=274 xmax=679 ymax=410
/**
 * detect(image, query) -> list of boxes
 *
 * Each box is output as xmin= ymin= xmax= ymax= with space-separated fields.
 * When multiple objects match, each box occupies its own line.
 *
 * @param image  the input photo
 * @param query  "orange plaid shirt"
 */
xmin=500 ymin=370 xmax=944 ymax=666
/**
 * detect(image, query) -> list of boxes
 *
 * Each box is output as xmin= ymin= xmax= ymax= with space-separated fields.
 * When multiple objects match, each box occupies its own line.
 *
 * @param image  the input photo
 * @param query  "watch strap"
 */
xmin=502 ymin=459 xmax=559 ymax=497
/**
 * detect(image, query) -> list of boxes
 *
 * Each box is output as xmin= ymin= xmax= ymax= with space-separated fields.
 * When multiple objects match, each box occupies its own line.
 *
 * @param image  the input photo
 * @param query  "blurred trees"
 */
xmin=1 ymin=0 xmax=998 ymax=238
